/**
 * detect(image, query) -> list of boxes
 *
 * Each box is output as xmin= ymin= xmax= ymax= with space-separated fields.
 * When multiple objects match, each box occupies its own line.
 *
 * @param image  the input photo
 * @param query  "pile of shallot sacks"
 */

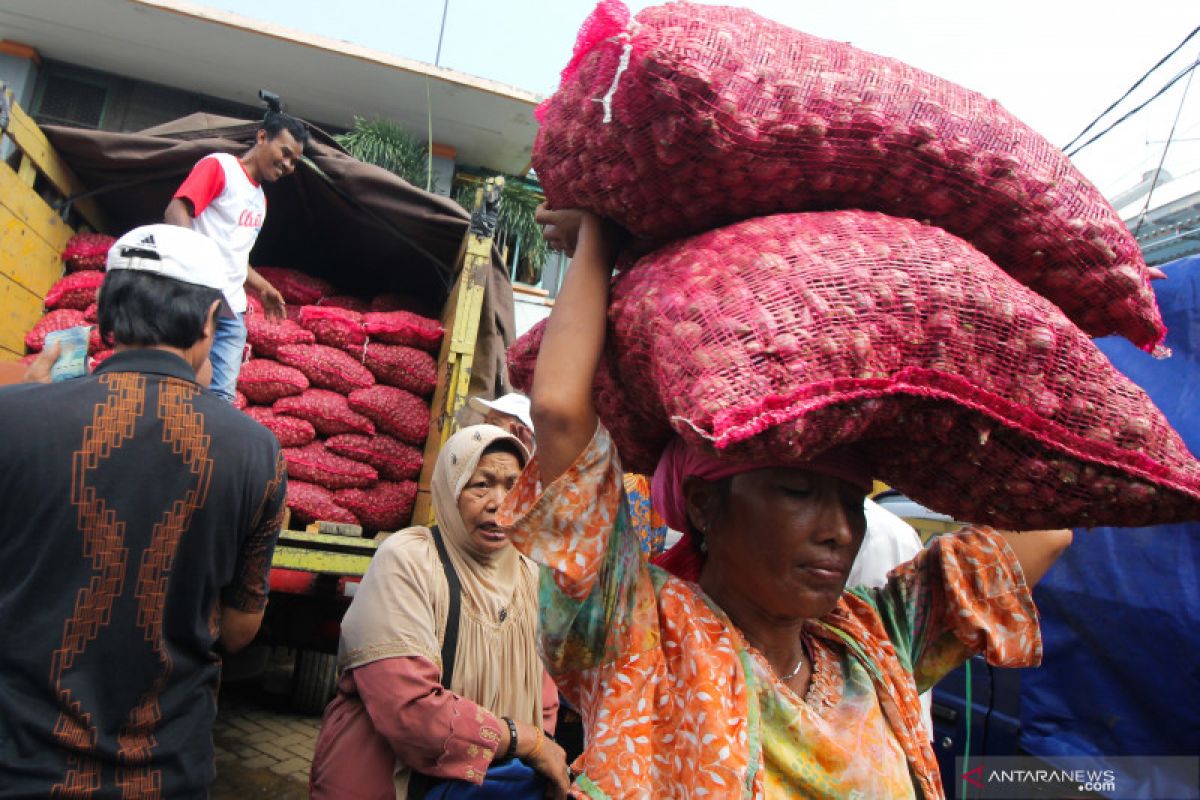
xmin=23 ymin=239 xmax=442 ymax=534
xmin=235 ymin=266 xmax=442 ymax=533
xmin=511 ymin=0 xmax=1200 ymax=529
xmin=22 ymin=233 xmax=114 ymax=366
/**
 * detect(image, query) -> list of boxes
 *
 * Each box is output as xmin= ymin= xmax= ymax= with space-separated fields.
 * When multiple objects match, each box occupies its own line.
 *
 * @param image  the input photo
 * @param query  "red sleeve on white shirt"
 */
xmin=173 ymin=157 xmax=226 ymax=216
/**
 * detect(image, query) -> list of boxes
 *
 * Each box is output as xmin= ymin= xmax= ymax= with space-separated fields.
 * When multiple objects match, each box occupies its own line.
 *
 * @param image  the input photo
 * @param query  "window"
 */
xmin=35 ymin=74 xmax=108 ymax=129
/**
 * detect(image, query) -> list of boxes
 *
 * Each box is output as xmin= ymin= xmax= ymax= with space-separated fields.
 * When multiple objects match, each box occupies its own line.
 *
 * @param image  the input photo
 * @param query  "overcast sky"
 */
xmin=205 ymin=0 xmax=1199 ymax=200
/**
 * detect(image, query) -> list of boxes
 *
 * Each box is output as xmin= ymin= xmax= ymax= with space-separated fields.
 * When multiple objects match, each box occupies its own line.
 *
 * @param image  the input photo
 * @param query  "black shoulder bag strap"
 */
xmin=429 ymin=524 xmax=463 ymax=689
xmin=408 ymin=525 xmax=465 ymax=800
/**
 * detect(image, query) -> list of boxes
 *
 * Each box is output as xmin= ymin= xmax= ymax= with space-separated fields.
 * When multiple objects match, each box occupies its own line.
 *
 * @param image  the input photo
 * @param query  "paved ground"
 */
xmin=211 ymin=649 xmax=321 ymax=799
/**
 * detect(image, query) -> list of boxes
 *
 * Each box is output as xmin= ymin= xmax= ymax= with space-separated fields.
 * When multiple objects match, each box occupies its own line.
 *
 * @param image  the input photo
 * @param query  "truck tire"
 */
xmin=291 ymin=649 xmax=337 ymax=715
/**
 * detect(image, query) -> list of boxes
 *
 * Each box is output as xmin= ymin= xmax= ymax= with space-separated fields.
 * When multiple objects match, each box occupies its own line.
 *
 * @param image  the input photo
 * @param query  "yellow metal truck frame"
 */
xmin=411 ymin=176 xmax=505 ymax=526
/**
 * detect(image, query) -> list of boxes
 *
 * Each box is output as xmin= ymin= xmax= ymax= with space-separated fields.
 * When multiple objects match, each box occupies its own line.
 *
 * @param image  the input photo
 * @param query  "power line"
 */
xmin=1134 ymin=49 xmax=1200 ymax=237
xmin=434 ymin=0 xmax=450 ymax=67
xmin=1063 ymin=24 xmax=1200 ymax=152
xmin=1066 ymin=56 xmax=1200 ymax=158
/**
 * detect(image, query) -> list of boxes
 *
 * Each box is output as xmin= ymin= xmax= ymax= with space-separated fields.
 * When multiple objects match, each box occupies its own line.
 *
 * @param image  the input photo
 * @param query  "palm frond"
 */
xmin=453 ymin=178 xmax=548 ymax=283
xmin=336 ymin=117 xmax=435 ymax=191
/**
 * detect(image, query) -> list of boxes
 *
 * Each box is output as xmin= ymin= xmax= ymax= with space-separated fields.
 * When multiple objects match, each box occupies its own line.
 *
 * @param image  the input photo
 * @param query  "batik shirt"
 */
xmin=0 ymin=350 xmax=286 ymax=798
xmin=498 ymin=424 xmax=1042 ymax=799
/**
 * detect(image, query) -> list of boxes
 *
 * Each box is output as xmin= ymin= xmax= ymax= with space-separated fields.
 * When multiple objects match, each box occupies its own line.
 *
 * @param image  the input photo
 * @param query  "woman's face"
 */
xmin=456 ymin=450 xmax=523 ymax=557
xmin=693 ymin=468 xmax=868 ymax=621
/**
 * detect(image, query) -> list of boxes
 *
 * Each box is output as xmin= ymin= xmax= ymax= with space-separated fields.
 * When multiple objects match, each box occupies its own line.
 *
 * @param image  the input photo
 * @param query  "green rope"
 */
xmin=961 ymin=658 xmax=973 ymax=799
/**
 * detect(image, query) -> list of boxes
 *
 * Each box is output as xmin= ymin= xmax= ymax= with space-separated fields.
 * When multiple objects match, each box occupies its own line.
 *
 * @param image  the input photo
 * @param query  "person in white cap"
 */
xmin=0 ymin=224 xmax=287 ymax=797
xmin=469 ymin=392 xmax=536 ymax=455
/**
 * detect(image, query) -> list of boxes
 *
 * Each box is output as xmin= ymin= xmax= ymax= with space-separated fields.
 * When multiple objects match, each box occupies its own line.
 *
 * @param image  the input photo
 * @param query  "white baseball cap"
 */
xmin=106 ymin=224 xmax=235 ymax=318
xmin=468 ymin=392 xmax=533 ymax=430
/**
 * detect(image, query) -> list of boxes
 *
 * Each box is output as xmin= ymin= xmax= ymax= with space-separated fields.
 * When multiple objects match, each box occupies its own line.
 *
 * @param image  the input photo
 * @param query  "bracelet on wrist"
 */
xmin=502 ymin=716 xmax=518 ymax=760
xmin=526 ymin=726 xmax=546 ymax=762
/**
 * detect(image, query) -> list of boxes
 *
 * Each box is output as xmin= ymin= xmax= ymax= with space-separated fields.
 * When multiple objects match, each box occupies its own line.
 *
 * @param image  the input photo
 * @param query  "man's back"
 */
xmin=0 ymin=350 xmax=285 ymax=798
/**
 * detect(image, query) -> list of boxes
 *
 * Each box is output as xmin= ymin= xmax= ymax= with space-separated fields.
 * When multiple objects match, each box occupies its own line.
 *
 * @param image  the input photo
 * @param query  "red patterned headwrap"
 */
xmin=649 ymin=438 xmax=872 ymax=581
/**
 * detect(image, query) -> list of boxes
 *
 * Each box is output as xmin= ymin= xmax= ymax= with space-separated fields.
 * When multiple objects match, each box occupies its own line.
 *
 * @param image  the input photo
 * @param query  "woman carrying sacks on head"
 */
xmin=309 ymin=425 xmax=572 ymax=799
xmin=495 ymin=208 xmax=1074 ymax=799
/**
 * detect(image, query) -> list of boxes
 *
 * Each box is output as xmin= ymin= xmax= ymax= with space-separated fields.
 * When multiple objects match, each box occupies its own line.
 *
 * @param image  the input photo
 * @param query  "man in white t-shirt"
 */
xmin=164 ymin=108 xmax=309 ymax=402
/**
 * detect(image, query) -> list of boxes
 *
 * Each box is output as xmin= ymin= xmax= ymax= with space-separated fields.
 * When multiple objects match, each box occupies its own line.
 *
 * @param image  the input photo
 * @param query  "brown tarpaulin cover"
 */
xmin=42 ymin=113 xmax=514 ymax=398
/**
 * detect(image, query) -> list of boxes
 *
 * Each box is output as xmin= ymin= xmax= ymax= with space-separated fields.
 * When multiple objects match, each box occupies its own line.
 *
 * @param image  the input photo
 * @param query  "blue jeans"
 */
xmin=209 ymin=313 xmax=247 ymax=403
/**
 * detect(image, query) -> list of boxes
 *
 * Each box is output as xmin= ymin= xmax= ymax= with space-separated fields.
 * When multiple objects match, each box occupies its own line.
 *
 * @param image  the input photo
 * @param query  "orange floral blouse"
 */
xmin=498 ymin=425 xmax=1042 ymax=798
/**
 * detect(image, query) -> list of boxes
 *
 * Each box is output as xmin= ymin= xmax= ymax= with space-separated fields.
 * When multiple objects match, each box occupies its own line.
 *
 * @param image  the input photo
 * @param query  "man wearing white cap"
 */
xmin=0 ymin=225 xmax=287 ymax=797
xmin=469 ymin=392 xmax=536 ymax=454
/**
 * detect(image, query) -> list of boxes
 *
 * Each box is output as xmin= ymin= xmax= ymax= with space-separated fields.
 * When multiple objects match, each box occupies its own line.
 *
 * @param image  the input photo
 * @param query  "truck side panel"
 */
xmin=0 ymin=82 xmax=105 ymax=361
xmin=0 ymin=163 xmax=71 ymax=359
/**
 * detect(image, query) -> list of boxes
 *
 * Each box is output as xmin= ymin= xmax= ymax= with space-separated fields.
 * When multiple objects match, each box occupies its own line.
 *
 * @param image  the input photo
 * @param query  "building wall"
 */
xmin=28 ymin=59 xmax=311 ymax=133
xmin=0 ymin=52 xmax=38 ymax=108
xmin=0 ymin=47 xmax=40 ymax=161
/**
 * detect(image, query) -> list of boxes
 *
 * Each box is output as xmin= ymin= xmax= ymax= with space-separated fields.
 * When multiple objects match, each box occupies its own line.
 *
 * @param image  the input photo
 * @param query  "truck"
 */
xmin=0 ymin=80 xmax=516 ymax=712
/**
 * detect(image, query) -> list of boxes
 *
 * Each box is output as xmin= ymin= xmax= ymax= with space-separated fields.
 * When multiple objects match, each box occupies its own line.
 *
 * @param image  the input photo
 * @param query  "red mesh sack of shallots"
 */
xmin=244 ymin=406 xmax=317 ymax=447
xmin=509 ymin=320 xmax=671 ymax=473
xmin=24 ymin=309 xmax=87 ymax=352
xmin=83 ymin=303 xmax=98 ymax=323
xmin=514 ymin=210 xmax=1200 ymax=530
xmin=284 ymin=442 xmax=378 ymax=489
xmin=273 ymin=389 xmax=376 ymax=436
xmin=325 ymin=433 xmax=424 ymax=481
xmin=335 ymin=481 xmax=419 ymax=532
xmin=287 ymin=480 xmax=358 ymax=526
xmin=253 ymin=267 xmax=334 ymax=305
xmin=244 ymin=314 xmax=315 ymax=358
xmin=236 ymin=359 xmax=309 ymax=404
xmin=320 ymin=295 xmax=372 ymax=313
xmin=348 ymin=385 xmax=430 ymax=446
xmin=275 ymin=343 xmax=375 ymax=394
xmin=233 ymin=390 xmax=248 ymax=410
xmin=299 ymin=306 xmax=367 ymax=350
xmin=362 ymin=311 xmax=444 ymax=352
xmin=61 ymin=232 xmax=115 ymax=272
xmin=44 ymin=271 xmax=105 ymax=311
xmin=534 ymin=1 xmax=1163 ymax=350
xmin=357 ymin=343 xmax=438 ymax=396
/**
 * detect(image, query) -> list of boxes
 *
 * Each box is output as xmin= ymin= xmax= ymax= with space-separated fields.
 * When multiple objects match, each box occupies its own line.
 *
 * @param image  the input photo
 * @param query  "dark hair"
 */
xmin=482 ymin=438 xmax=527 ymax=470
xmin=98 ymin=270 xmax=223 ymax=349
xmin=692 ymin=476 xmax=733 ymax=557
xmin=261 ymin=111 xmax=310 ymax=148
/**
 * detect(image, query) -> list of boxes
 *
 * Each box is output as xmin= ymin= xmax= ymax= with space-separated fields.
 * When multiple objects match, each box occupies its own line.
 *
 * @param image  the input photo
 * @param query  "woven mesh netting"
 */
xmin=61 ymin=233 xmax=115 ymax=272
xmin=509 ymin=211 xmax=1200 ymax=529
xmin=533 ymin=0 xmax=1163 ymax=350
xmin=254 ymin=267 xmax=334 ymax=305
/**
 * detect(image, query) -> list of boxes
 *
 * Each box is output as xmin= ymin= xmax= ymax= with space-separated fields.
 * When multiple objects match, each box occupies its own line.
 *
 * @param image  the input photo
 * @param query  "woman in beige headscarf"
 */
xmin=309 ymin=425 xmax=570 ymax=799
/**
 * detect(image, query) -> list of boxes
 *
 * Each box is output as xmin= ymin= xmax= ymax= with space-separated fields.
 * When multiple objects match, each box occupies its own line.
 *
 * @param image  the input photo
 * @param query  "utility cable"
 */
xmin=1134 ymin=48 xmax=1200 ymax=237
xmin=1063 ymin=25 xmax=1200 ymax=152
xmin=1067 ymin=57 xmax=1200 ymax=158
xmin=428 ymin=0 xmax=451 ymax=194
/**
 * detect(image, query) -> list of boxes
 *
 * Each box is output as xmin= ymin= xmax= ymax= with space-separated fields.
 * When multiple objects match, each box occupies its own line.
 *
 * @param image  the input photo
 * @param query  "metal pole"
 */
xmin=435 ymin=0 xmax=450 ymax=67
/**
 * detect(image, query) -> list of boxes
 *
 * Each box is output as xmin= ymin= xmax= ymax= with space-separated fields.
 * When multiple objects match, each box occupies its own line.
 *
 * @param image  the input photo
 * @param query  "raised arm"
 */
xmin=163 ymin=197 xmax=195 ymax=228
xmin=996 ymin=528 xmax=1073 ymax=587
xmin=530 ymin=208 xmax=620 ymax=484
